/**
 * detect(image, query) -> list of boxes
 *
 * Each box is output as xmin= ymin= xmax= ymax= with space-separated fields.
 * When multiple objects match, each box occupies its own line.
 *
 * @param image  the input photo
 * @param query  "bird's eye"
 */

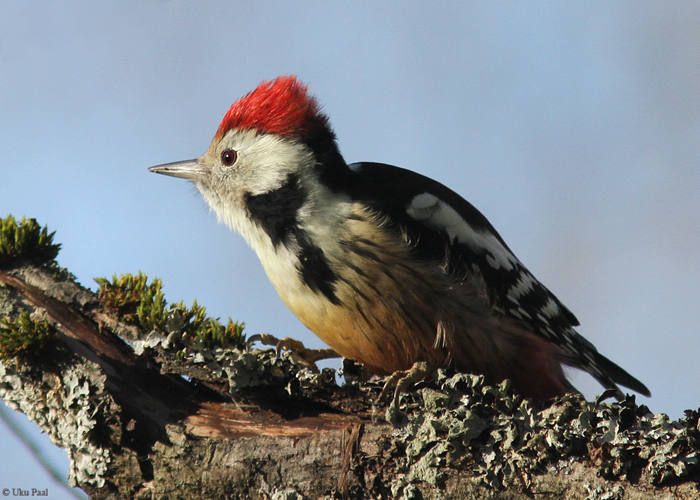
xmin=221 ymin=149 xmax=237 ymax=166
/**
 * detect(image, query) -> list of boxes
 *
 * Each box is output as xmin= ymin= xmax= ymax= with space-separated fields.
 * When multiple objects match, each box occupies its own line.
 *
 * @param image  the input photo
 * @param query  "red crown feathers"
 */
xmin=216 ymin=76 xmax=327 ymax=139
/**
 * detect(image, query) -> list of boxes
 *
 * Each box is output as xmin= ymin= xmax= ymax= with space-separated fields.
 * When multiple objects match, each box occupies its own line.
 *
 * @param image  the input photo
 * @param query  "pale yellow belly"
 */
xmin=268 ymin=205 xmax=453 ymax=374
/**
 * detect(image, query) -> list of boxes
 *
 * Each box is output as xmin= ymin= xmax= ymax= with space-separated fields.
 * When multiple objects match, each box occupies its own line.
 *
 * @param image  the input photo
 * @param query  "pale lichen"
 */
xmin=0 ymin=354 xmax=117 ymax=487
xmin=384 ymin=368 xmax=699 ymax=495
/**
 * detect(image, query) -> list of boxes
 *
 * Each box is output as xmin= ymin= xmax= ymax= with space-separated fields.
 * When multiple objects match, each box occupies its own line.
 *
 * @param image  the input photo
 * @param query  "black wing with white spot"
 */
xmin=346 ymin=162 xmax=650 ymax=397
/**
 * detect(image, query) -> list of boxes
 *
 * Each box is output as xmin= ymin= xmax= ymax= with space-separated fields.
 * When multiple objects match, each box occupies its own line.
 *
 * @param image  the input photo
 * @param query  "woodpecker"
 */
xmin=150 ymin=76 xmax=650 ymax=402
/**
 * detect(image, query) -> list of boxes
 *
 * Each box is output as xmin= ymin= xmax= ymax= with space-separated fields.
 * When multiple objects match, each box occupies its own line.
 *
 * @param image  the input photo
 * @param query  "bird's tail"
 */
xmin=591 ymin=351 xmax=651 ymax=399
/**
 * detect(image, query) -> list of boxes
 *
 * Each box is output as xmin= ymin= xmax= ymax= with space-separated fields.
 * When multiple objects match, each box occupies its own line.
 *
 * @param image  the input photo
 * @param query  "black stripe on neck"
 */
xmin=295 ymin=230 xmax=340 ymax=305
xmin=245 ymin=173 xmax=306 ymax=248
xmin=244 ymin=173 xmax=340 ymax=304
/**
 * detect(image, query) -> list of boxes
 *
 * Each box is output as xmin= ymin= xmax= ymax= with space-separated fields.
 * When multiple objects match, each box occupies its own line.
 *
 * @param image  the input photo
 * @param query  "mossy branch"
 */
xmin=94 ymin=271 xmax=245 ymax=350
xmin=0 ymin=216 xmax=699 ymax=500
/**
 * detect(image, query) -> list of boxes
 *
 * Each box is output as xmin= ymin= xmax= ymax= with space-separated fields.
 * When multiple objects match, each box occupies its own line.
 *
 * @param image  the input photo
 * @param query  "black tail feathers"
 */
xmin=592 ymin=351 xmax=651 ymax=399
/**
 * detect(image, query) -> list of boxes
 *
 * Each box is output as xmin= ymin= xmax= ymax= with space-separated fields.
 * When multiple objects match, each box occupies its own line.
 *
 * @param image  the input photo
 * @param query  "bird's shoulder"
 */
xmin=342 ymin=162 xmax=580 ymax=337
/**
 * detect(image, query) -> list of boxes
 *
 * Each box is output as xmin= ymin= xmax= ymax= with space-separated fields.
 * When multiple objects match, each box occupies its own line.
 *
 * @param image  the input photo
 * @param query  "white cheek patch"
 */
xmin=214 ymin=129 xmax=313 ymax=198
xmin=406 ymin=193 xmax=519 ymax=270
xmin=240 ymin=134 xmax=314 ymax=196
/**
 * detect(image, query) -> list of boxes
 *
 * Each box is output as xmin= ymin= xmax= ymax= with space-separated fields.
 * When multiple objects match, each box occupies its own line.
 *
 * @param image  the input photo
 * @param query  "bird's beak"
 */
xmin=149 ymin=159 xmax=203 ymax=180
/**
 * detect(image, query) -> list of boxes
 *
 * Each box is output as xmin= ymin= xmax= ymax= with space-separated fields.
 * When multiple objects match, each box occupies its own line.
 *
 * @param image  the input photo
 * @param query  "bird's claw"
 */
xmin=246 ymin=333 xmax=338 ymax=373
xmin=378 ymin=361 xmax=435 ymax=424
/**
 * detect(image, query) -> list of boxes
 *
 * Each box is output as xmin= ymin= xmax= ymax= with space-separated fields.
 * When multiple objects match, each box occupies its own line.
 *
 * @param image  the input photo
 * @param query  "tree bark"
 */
xmin=0 ymin=263 xmax=698 ymax=499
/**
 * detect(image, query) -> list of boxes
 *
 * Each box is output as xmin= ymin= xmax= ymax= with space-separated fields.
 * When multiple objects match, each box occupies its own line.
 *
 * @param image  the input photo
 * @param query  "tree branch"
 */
xmin=0 ymin=256 xmax=698 ymax=498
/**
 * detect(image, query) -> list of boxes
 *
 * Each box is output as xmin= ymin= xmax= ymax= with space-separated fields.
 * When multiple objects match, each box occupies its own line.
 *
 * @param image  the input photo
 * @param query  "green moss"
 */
xmin=135 ymin=277 xmax=168 ymax=332
xmin=94 ymin=272 xmax=153 ymax=324
xmin=0 ymin=310 xmax=55 ymax=359
xmin=95 ymin=272 xmax=245 ymax=349
xmin=0 ymin=215 xmax=61 ymax=268
xmin=169 ymin=299 xmax=207 ymax=338
xmin=194 ymin=318 xmax=246 ymax=349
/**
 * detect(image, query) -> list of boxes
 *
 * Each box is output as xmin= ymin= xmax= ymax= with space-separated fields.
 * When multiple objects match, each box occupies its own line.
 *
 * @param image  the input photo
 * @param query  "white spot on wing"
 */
xmin=508 ymin=273 xmax=537 ymax=299
xmin=540 ymin=297 xmax=561 ymax=318
xmin=517 ymin=307 xmax=532 ymax=319
xmin=405 ymin=193 xmax=439 ymax=220
xmin=406 ymin=193 xmax=519 ymax=270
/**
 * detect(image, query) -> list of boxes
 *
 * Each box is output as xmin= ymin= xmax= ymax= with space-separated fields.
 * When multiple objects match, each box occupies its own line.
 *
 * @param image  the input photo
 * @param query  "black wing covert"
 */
xmin=344 ymin=162 xmax=650 ymax=398
xmin=345 ymin=162 xmax=578 ymax=339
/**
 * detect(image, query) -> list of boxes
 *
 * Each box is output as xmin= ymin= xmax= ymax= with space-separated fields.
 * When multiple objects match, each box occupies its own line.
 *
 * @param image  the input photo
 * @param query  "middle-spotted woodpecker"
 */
xmin=150 ymin=75 xmax=650 ymax=402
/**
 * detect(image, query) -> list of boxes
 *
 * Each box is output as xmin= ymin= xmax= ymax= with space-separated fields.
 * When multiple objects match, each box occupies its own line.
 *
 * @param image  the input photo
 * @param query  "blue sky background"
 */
xmin=1 ymin=2 xmax=699 ymax=497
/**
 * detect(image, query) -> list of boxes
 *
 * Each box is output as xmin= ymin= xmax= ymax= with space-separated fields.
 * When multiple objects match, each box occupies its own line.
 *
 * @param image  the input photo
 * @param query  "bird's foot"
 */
xmin=378 ymin=361 xmax=436 ymax=424
xmin=246 ymin=333 xmax=338 ymax=373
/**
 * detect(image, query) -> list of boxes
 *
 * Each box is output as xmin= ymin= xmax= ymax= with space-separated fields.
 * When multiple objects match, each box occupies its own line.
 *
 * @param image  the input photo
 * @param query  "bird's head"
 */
xmin=149 ymin=76 xmax=342 ymax=234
